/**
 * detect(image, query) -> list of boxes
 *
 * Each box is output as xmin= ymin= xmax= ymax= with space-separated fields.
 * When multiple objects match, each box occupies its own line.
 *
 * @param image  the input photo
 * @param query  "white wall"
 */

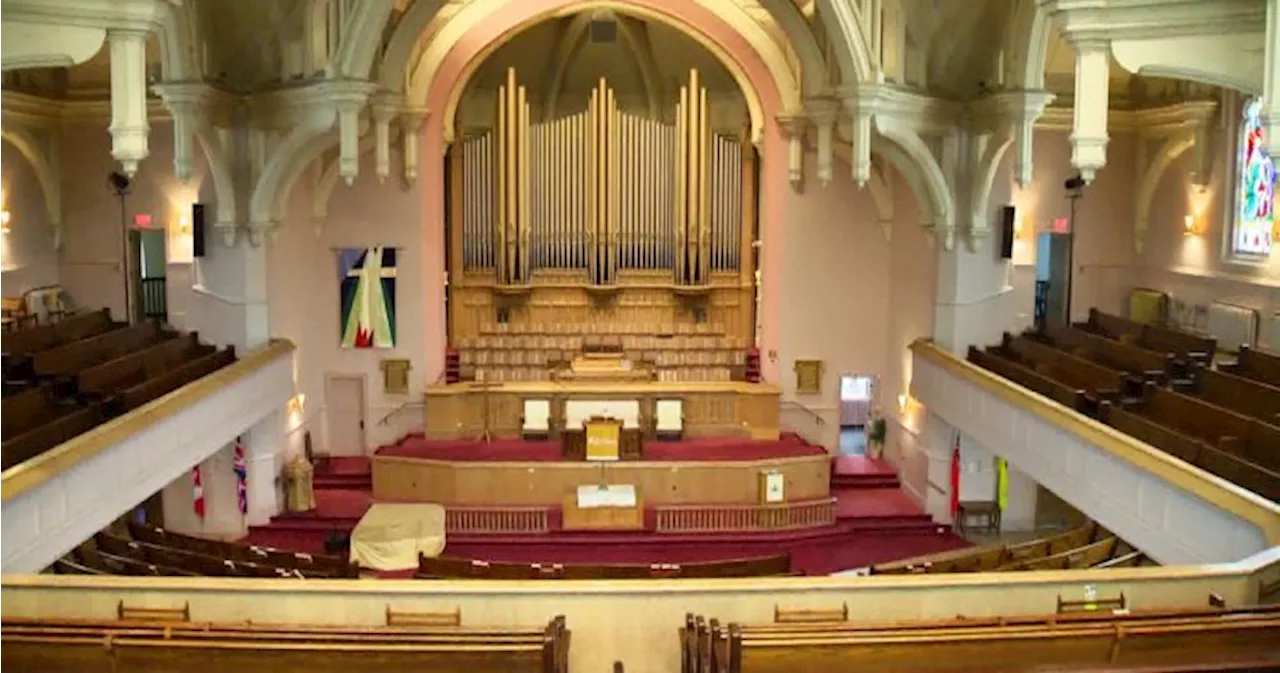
xmin=1 ymin=138 xmax=60 ymax=294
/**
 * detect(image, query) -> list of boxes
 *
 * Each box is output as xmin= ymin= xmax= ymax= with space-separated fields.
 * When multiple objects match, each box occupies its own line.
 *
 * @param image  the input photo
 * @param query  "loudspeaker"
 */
xmin=998 ymin=205 xmax=1016 ymax=260
xmin=192 ymin=203 xmax=206 ymax=258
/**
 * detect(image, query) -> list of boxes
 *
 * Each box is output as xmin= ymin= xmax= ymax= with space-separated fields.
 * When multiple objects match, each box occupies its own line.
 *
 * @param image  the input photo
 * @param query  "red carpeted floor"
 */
xmin=245 ymin=438 xmax=967 ymax=575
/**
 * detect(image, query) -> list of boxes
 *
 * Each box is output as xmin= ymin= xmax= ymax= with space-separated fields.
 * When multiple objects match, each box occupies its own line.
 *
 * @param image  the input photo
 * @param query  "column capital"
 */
xmin=400 ymin=107 xmax=430 ymax=131
xmin=774 ymin=111 xmax=809 ymax=139
xmin=802 ymin=98 xmax=842 ymax=127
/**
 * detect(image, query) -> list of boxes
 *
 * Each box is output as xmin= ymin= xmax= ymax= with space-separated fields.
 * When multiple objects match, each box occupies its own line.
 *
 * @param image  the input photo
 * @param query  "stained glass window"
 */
xmin=1232 ymin=98 xmax=1277 ymax=257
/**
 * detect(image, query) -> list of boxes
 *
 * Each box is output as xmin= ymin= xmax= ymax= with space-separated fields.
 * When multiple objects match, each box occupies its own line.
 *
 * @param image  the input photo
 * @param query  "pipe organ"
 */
xmin=450 ymin=68 xmax=757 ymax=383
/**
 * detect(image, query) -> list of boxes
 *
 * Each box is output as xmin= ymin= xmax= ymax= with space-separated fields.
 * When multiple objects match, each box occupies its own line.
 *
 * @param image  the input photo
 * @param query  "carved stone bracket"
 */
xmin=804 ymin=98 xmax=842 ymax=186
xmin=105 ymin=28 xmax=151 ymax=178
xmin=320 ymin=80 xmax=378 ymax=186
xmin=400 ymin=107 xmax=428 ymax=184
xmin=775 ymin=112 xmax=808 ymax=188
xmin=370 ymin=91 xmax=404 ymax=183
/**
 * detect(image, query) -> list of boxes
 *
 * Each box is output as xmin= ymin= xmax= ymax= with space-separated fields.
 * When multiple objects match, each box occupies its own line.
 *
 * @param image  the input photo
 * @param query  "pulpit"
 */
xmin=562 ymin=416 xmax=644 ymax=460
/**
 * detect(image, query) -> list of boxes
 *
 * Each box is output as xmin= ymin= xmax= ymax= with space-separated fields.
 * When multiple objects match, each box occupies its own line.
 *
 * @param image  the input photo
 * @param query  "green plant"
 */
xmin=867 ymin=417 xmax=887 ymax=445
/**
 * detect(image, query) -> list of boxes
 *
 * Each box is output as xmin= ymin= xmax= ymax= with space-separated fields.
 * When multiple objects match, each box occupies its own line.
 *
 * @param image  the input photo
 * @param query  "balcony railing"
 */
xmin=655 ymin=497 xmax=837 ymax=533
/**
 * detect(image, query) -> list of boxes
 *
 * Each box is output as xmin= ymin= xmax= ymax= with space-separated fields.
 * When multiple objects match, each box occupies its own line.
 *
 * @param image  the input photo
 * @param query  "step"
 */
xmin=831 ymin=474 xmax=901 ymax=489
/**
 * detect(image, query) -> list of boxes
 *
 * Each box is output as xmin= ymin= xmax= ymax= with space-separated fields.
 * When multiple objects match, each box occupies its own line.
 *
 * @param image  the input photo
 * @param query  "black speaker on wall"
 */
xmin=192 ymin=203 xmax=206 ymax=258
xmin=998 ymin=205 xmax=1016 ymax=260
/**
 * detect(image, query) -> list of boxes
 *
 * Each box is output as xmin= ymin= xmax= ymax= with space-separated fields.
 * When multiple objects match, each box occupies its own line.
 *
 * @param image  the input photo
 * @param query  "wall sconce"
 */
xmin=177 ymin=213 xmax=192 ymax=234
xmin=897 ymin=394 xmax=908 ymax=411
xmin=1183 ymin=214 xmax=1203 ymax=236
xmin=288 ymin=393 xmax=306 ymax=416
xmin=0 ymin=209 xmax=10 ymax=234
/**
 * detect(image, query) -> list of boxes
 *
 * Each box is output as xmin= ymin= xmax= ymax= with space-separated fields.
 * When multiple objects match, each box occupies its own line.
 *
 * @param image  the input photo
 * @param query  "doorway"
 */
xmin=325 ymin=374 xmax=367 ymax=455
xmin=838 ymin=374 xmax=873 ymax=455
xmin=129 ymin=228 xmax=168 ymax=322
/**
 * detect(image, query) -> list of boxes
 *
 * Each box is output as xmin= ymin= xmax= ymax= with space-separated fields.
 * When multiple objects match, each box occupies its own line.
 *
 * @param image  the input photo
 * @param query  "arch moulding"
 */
xmin=1 ymin=126 xmax=63 ymax=249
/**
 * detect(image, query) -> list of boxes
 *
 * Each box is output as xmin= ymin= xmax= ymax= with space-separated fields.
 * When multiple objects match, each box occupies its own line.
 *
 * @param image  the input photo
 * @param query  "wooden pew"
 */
xmin=1134 ymin=383 xmax=1280 ymax=472
xmin=1 ymin=385 xmax=63 ymax=438
xmin=1222 ymin=344 xmax=1280 ymax=387
xmin=1 ymin=309 xmax=116 ymax=359
xmin=871 ymin=523 xmax=1099 ymax=575
xmin=999 ymin=333 xmax=1132 ymax=401
xmin=77 ymin=333 xmax=207 ymax=396
xmin=31 ymin=321 xmax=171 ymax=378
xmin=1078 ymin=308 xmax=1215 ymax=364
xmin=1102 ymin=403 xmax=1280 ymax=501
xmin=96 ymin=533 xmax=342 ymax=579
xmin=127 ymin=522 xmax=354 ymax=577
xmin=1192 ymin=366 xmax=1280 ymax=425
xmin=1 ymin=404 xmax=103 ymax=470
xmin=1039 ymin=323 xmax=1173 ymax=382
xmin=2 ymin=615 xmax=571 ymax=673
xmin=966 ymin=346 xmax=1086 ymax=411
xmin=417 ymin=553 xmax=791 ymax=580
xmin=710 ymin=605 xmax=1280 ymax=672
xmin=117 ymin=347 xmax=236 ymax=411
xmin=996 ymin=536 xmax=1118 ymax=571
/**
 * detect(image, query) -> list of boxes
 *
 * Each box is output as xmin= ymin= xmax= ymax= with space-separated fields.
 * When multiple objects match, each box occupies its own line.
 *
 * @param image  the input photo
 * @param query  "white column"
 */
xmin=160 ymin=443 xmax=244 ymax=539
xmin=244 ymin=410 xmax=286 ymax=526
xmin=1068 ymin=39 xmax=1112 ymax=183
xmin=1262 ymin=0 xmax=1280 ymax=158
xmin=106 ymin=28 xmax=151 ymax=177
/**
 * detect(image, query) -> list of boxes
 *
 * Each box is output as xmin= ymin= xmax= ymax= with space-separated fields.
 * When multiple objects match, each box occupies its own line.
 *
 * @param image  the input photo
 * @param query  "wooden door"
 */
xmin=325 ymin=375 xmax=366 ymax=455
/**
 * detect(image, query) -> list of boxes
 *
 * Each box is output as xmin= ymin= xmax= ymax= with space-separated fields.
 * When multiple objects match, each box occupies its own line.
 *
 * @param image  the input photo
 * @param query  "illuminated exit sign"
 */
xmin=134 ymin=213 xmax=153 ymax=228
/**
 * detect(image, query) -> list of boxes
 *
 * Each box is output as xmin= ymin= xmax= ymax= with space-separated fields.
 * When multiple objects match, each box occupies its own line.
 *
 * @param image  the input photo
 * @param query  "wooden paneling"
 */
xmin=423 ymin=380 xmax=780 ymax=440
xmin=371 ymin=453 xmax=829 ymax=506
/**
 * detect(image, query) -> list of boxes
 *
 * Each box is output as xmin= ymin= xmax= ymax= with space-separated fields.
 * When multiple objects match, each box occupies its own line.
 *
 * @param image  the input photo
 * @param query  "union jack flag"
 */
xmin=233 ymin=438 xmax=248 ymax=515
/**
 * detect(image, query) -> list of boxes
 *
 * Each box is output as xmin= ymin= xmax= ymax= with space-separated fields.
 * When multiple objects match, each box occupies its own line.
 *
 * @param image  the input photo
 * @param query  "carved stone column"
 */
xmin=1262 ymin=0 xmax=1280 ymax=157
xmin=805 ymin=99 xmax=841 ymax=186
xmin=371 ymin=92 xmax=402 ymax=183
xmin=1067 ymin=39 xmax=1112 ymax=183
xmin=106 ymin=28 xmax=151 ymax=177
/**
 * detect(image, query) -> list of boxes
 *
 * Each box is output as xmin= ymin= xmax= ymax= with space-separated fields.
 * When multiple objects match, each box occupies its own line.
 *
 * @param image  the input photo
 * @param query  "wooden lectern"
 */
xmin=561 ymin=416 xmax=643 ymax=460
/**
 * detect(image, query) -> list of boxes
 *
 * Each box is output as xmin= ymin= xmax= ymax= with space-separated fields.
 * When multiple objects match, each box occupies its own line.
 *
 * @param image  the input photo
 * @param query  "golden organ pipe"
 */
xmin=495 ymin=82 xmax=507 ymax=283
xmin=519 ymin=85 xmax=530 ymax=282
xmin=674 ymin=85 xmax=686 ymax=283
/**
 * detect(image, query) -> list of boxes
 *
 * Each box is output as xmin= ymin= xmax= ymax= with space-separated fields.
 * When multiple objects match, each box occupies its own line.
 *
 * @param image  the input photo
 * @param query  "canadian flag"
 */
xmin=192 ymin=465 xmax=206 ymax=518
xmin=949 ymin=434 xmax=962 ymax=518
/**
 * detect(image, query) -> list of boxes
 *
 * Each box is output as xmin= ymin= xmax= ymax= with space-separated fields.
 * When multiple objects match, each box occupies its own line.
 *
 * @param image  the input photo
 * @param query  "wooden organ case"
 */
xmin=447 ymin=68 xmax=758 ymax=386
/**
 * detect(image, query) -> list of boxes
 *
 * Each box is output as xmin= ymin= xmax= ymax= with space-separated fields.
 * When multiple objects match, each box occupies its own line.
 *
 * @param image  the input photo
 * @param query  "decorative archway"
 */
xmin=411 ymin=0 xmax=792 ymax=382
xmin=1 ymin=129 xmax=63 ymax=249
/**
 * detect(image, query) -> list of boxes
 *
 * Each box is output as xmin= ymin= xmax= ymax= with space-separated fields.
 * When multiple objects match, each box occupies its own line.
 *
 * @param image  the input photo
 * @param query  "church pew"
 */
xmin=1134 ymin=383 xmax=1280 ymax=472
xmin=31 ymin=321 xmax=171 ymax=378
xmin=1 ymin=404 xmax=104 ymax=470
xmin=1078 ymin=308 xmax=1215 ymax=364
xmin=417 ymin=553 xmax=791 ymax=580
xmin=127 ymin=522 xmax=354 ymax=576
xmin=51 ymin=558 xmax=108 ymax=575
xmin=1222 ymin=344 xmax=1280 ymax=386
xmin=713 ymin=607 xmax=1280 ymax=673
xmin=871 ymin=523 xmax=1099 ymax=575
xmin=1 ymin=615 xmax=570 ymax=673
xmin=1 ymin=309 xmax=116 ymax=359
xmin=999 ymin=333 xmax=1132 ymax=400
xmin=1192 ymin=366 xmax=1280 ymax=425
xmin=1102 ymin=403 xmax=1280 ymax=501
xmin=1093 ymin=550 xmax=1145 ymax=569
xmin=995 ymin=536 xmax=1118 ymax=571
xmin=96 ymin=533 xmax=341 ymax=579
xmin=966 ymin=346 xmax=1086 ymax=411
xmin=117 ymin=347 xmax=237 ymax=412
xmin=1 ymin=384 xmax=63 ymax=438
xmin=76 ymin=333 xmax=205 ymax=397
xmin=1039 ymin=323 xmax=1173 ymax=382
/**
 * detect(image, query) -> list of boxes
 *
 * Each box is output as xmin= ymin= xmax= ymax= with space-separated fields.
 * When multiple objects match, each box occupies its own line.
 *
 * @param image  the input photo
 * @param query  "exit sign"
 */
xmin=134 ymin=213 xmax=153 ymax=228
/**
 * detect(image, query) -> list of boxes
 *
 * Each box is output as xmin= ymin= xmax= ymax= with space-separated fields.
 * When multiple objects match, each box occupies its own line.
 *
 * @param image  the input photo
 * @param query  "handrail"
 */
xmin=377 ymin=399 xmax=424 ymax=426
xmin=780 ymin=400 xmax=826 ymax=426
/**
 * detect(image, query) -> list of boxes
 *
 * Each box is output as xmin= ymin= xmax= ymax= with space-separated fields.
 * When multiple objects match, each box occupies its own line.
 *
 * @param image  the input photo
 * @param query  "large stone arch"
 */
xmin=426 ymin=0 xmax=784 ymax=145
xmin=871 ymin=117 xmax=954 ymax=246
xmin=1004 ymin=0 xmax=1050 ymax=91
xmin=379 ymin=0 xmax=815 ymax=116
xmin=1134 ymin=131 xmax=1196 ymax=255
xmin=0 ymin=128 xmax=62 ymax=248
xmin=406 ymin=0 xmax=793 ymax=385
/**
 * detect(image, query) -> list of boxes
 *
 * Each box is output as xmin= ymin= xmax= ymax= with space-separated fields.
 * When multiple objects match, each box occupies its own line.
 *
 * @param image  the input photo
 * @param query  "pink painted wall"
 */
xmin=1141 ymin=115 xmax=1280 ymax=345
xmin=1 ymin=140 xmax=60 ymax=294
xmin=53 ymin=122 xmax=198 ymax=326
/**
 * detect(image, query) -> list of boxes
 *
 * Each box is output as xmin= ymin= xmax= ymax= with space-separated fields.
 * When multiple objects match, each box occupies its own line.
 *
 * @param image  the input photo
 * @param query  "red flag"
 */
xmin=193 ymin=465 xmax=206 ymax=518
xmin=949 ymin=434 xmax=961 ymax=518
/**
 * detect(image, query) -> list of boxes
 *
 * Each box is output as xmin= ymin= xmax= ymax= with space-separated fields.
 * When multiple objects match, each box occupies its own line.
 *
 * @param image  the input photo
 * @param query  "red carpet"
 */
xmin=376 ymin=434 xmax=825 ymax=462
xmin=245 ymin=436 xmax=967 ymax=575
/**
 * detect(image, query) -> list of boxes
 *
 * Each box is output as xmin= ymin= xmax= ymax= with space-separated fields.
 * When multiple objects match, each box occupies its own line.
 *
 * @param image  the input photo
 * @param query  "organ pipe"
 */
xmin=454 ymin=68 xmax=740 ymax=282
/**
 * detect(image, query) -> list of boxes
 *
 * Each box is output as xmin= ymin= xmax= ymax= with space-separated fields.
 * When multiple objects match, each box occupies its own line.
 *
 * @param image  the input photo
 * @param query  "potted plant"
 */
xmin=866 ymin=417 xmax=887 ymax=458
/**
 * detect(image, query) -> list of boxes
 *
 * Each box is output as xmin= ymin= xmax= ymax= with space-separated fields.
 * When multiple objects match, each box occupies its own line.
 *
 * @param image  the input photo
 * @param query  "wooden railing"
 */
xmin=655 ymin=498 xmax=837 ymax=533
xmin=444 ymin=506 xmax=550 ymax=534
